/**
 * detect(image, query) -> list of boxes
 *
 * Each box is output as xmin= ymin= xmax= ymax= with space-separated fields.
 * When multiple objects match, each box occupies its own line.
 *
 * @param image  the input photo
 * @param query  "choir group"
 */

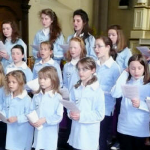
xmin=0 ymin=8 xmax=149 ymax=150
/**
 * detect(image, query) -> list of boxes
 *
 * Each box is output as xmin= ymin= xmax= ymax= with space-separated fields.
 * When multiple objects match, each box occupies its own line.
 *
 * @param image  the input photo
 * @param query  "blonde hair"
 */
xmin=38 ymin=66 xmax=60 ymax=93
xmin=5 ymin=70 xmax=26 ymax=95
xmin=66 ymin=37 xmax=87 ymax=62
xmin=40 ymin=41 xmax=53 ymax=58
xmin=0 ymin=62 xmax=5 ymax=87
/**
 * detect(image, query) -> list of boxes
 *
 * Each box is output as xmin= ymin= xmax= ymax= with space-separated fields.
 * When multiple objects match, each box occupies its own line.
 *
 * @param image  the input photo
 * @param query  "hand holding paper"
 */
xmin=59 ymin=99 xmax=80 ymax=112
xmin=27 ymin=110 xmax=43 ymax=130
xmin=0 ymin=111 xmax=10 ymax=124
xmin=121 ymin=84 xmax=139 ymax=99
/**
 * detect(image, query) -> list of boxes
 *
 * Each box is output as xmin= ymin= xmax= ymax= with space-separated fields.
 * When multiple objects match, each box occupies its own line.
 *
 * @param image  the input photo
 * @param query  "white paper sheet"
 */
xmin=136 ymin=46 xmax=150 ymax=57
xmin=60 ymin=99 xmax=80 ymax=112
xmin=27 ymin=110 xmax=43 ymax=130
xmin=31 ymin=44 xmax=40 ymax=51
xmin=0 ymin=111 xmax=10 ymax=124
xmin=146 ymin=97 xmax=150 ymax=112
xmin=26 ymin=78 xmax=39 ymax=91
xmin=59 ymin=44 xmax=69 ymax=53
xmin=0 ymin=41 xmax=7 ymax=52
xmin=59 ymin=87 xmax=69 ymax=100
xmin=121 ymin=84 xmax=139 ymax=99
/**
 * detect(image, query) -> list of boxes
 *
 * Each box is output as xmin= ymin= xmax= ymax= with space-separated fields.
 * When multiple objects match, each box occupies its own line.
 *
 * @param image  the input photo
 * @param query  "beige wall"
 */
xmin=107 ymin=0 xmax=137 ymax=45
xmin=28 ymin=0 xmax=93 ymax=56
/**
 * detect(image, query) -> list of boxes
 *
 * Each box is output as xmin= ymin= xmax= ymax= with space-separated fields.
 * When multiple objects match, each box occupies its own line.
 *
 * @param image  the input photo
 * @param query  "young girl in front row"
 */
xmin=94 ymin=36 xmax=121 ymax=150
xmin=111 ymin=54 xmax=150 ymax=150
xmin=68 ymin=57 xmax=105 ymax=150
xmin=30 ymin=66 xmax=63 ymax=150
xmin=63 ymin=37 xmax=87 ymax=91
xmin=5 ymin=44 xmax=33 ymax=82
xmin=33 ymin=41 xmax=63 ymax=87
xmin=1 ymin=70 xmax=33 ymax=150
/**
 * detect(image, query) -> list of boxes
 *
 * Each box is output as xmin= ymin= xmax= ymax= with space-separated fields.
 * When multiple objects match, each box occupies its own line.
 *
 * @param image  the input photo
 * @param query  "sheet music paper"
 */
xmin=136 ymin=46 xmax=150 ymax=57
xmin=27 ymin=110 xmax=43 ymax=130
xmin=121 ymin=84 xmax=139 ymax=99
xmin=26 ymin=78 xmax=39 ymax=91
xmin=146 ymin=97 xmax=150 ymax=112
xmin=60 ymin=99 xmax=80 ymax=112
xmin=59 ymin=44 xmax=69 ymax=53
xmin=0 ymin=41 xmax=7 ymax=52
xmin=0 ymin=111 xmax=10 ymax=124
xmin=59 ymin=87 xmax=69 ymax=100
xmin=31 ymin=44 xmax=40 ymax=51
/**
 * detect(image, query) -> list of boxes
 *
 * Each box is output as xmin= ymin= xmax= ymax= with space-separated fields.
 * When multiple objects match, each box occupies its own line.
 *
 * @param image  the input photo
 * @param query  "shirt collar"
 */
xmin=97 ymin=56 xmax=114 ymax=68
xmin=73 ymin=32 xmax=84 ymax=38
xmin=42 ymin=28 xmax=50 ymax=36
xmin=9 ymin=62 xmax=27 ymax=69
xmin=36 ymin=58 xmax=54 ymax=65
xmin=130 ymin=76 xmax=144 ymax=84
xmin=11 ymin=90 xmax=27 ymax=99
xmin=40 ymin=90 xmax=55 ymax=97
xmin=70 ymin=58 xmax=79 ymax=66
xmin=81 ymin=80 xmax=99 ymax=91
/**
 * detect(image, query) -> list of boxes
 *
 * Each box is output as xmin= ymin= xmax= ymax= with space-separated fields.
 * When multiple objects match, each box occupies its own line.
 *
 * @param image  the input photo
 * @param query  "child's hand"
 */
xmin=7 ymin=116 xmax=17 ymax=123
xmin=131 ymin=99 xmax=140 ymax=108
xmin=32 ymin=118 xmax=46 ymax=127
xmin=69 ymin=111 xmax=80 ymax=121
xmin=0 ymin=51 xmax=9 ymax=60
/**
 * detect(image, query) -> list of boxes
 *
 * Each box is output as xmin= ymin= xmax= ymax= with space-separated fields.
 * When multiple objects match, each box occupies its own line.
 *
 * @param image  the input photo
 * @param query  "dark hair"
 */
xmin=96 ymin=36 xmax=117 ymax=60
xmin=1 ymin=20 xmax=20 ymax=43
xmin=127 ymin=54 xmax=150 ymax=84
xmin=39 ymin=9 xmax=62 ymax=45
xmin=66 ymin=37 xmax=87 ymax=62
xmin=107 ymin=25 xmax=127 ymax=52
xmin=75 ymin=57 xmax=97 ymax=88
xmin=73 ymin=9 xmax=93 ymax=41
xmin=11 ymin=44 xmax=25 ymax=61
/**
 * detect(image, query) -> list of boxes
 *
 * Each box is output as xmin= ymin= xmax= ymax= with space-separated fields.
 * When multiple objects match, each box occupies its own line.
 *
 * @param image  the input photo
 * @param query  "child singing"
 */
xmin=30 ymin=66 xmax=63 ymax=150
xmin=68 ymin=57 xmax=105 ymax=150
xmin=111 ymin=54 xmax=150 ymax=150
xmin=1 ymin=70 xmax=33 ymax=150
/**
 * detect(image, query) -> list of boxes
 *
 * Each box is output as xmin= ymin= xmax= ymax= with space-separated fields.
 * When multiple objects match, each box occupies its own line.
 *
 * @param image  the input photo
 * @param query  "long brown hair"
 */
xmin=5 ymin=70 xmax=26 ymax=95
xmin=38 ymin=66 xmax=60 ymax=93
xmin=66 ymin=37 xmax=87 ymax=62
xmin=75 ymin=57 xmax=97 ymax=88
xmin=127 ymin=54 xmax=150 ymax=84
xmin=39 ymin=8 xmax=62 ymax=45
xmin=107 ymin=25 xmax=127 ymax=52
xmin=0 ymin=62 xmax=5 ymax=87
xmin=1 ymin=20 xmax=20 ymax=43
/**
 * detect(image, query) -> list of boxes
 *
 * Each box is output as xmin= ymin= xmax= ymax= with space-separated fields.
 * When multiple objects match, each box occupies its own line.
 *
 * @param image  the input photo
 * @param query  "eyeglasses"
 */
xmin=93 ymin=45 xmax=105 ymax=49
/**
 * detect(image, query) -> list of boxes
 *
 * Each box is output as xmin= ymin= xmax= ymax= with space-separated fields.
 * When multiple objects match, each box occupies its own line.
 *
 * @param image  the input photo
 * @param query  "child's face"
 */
xmin=129 ymin=61 xmax=144 ymax=80
xmin=40 ymin=44 xmax=52 ymax=60
xmin=73 ymin=15 xmax=84 ymax=33
xmin=108 ymin=29 xmax=118 ymax=45
xmin=94 ymin=39 xmax=109 ymax=59
xmin=8 ymin=75 xmax=19 ymax=93
xmin=41 ymin=13 xmax=53 ymax=28
xmin=39 ymin=77 xmax=51 ymax=92
xmin=69 ymin=41 xmax=81 ymax=59
xmin=2 ymin=23 xmax=12 ymax=38
xmin=77 ymin=63 xmax=95 ymax=84
xmin=11 ymin=48 xmax=24 ymax=64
